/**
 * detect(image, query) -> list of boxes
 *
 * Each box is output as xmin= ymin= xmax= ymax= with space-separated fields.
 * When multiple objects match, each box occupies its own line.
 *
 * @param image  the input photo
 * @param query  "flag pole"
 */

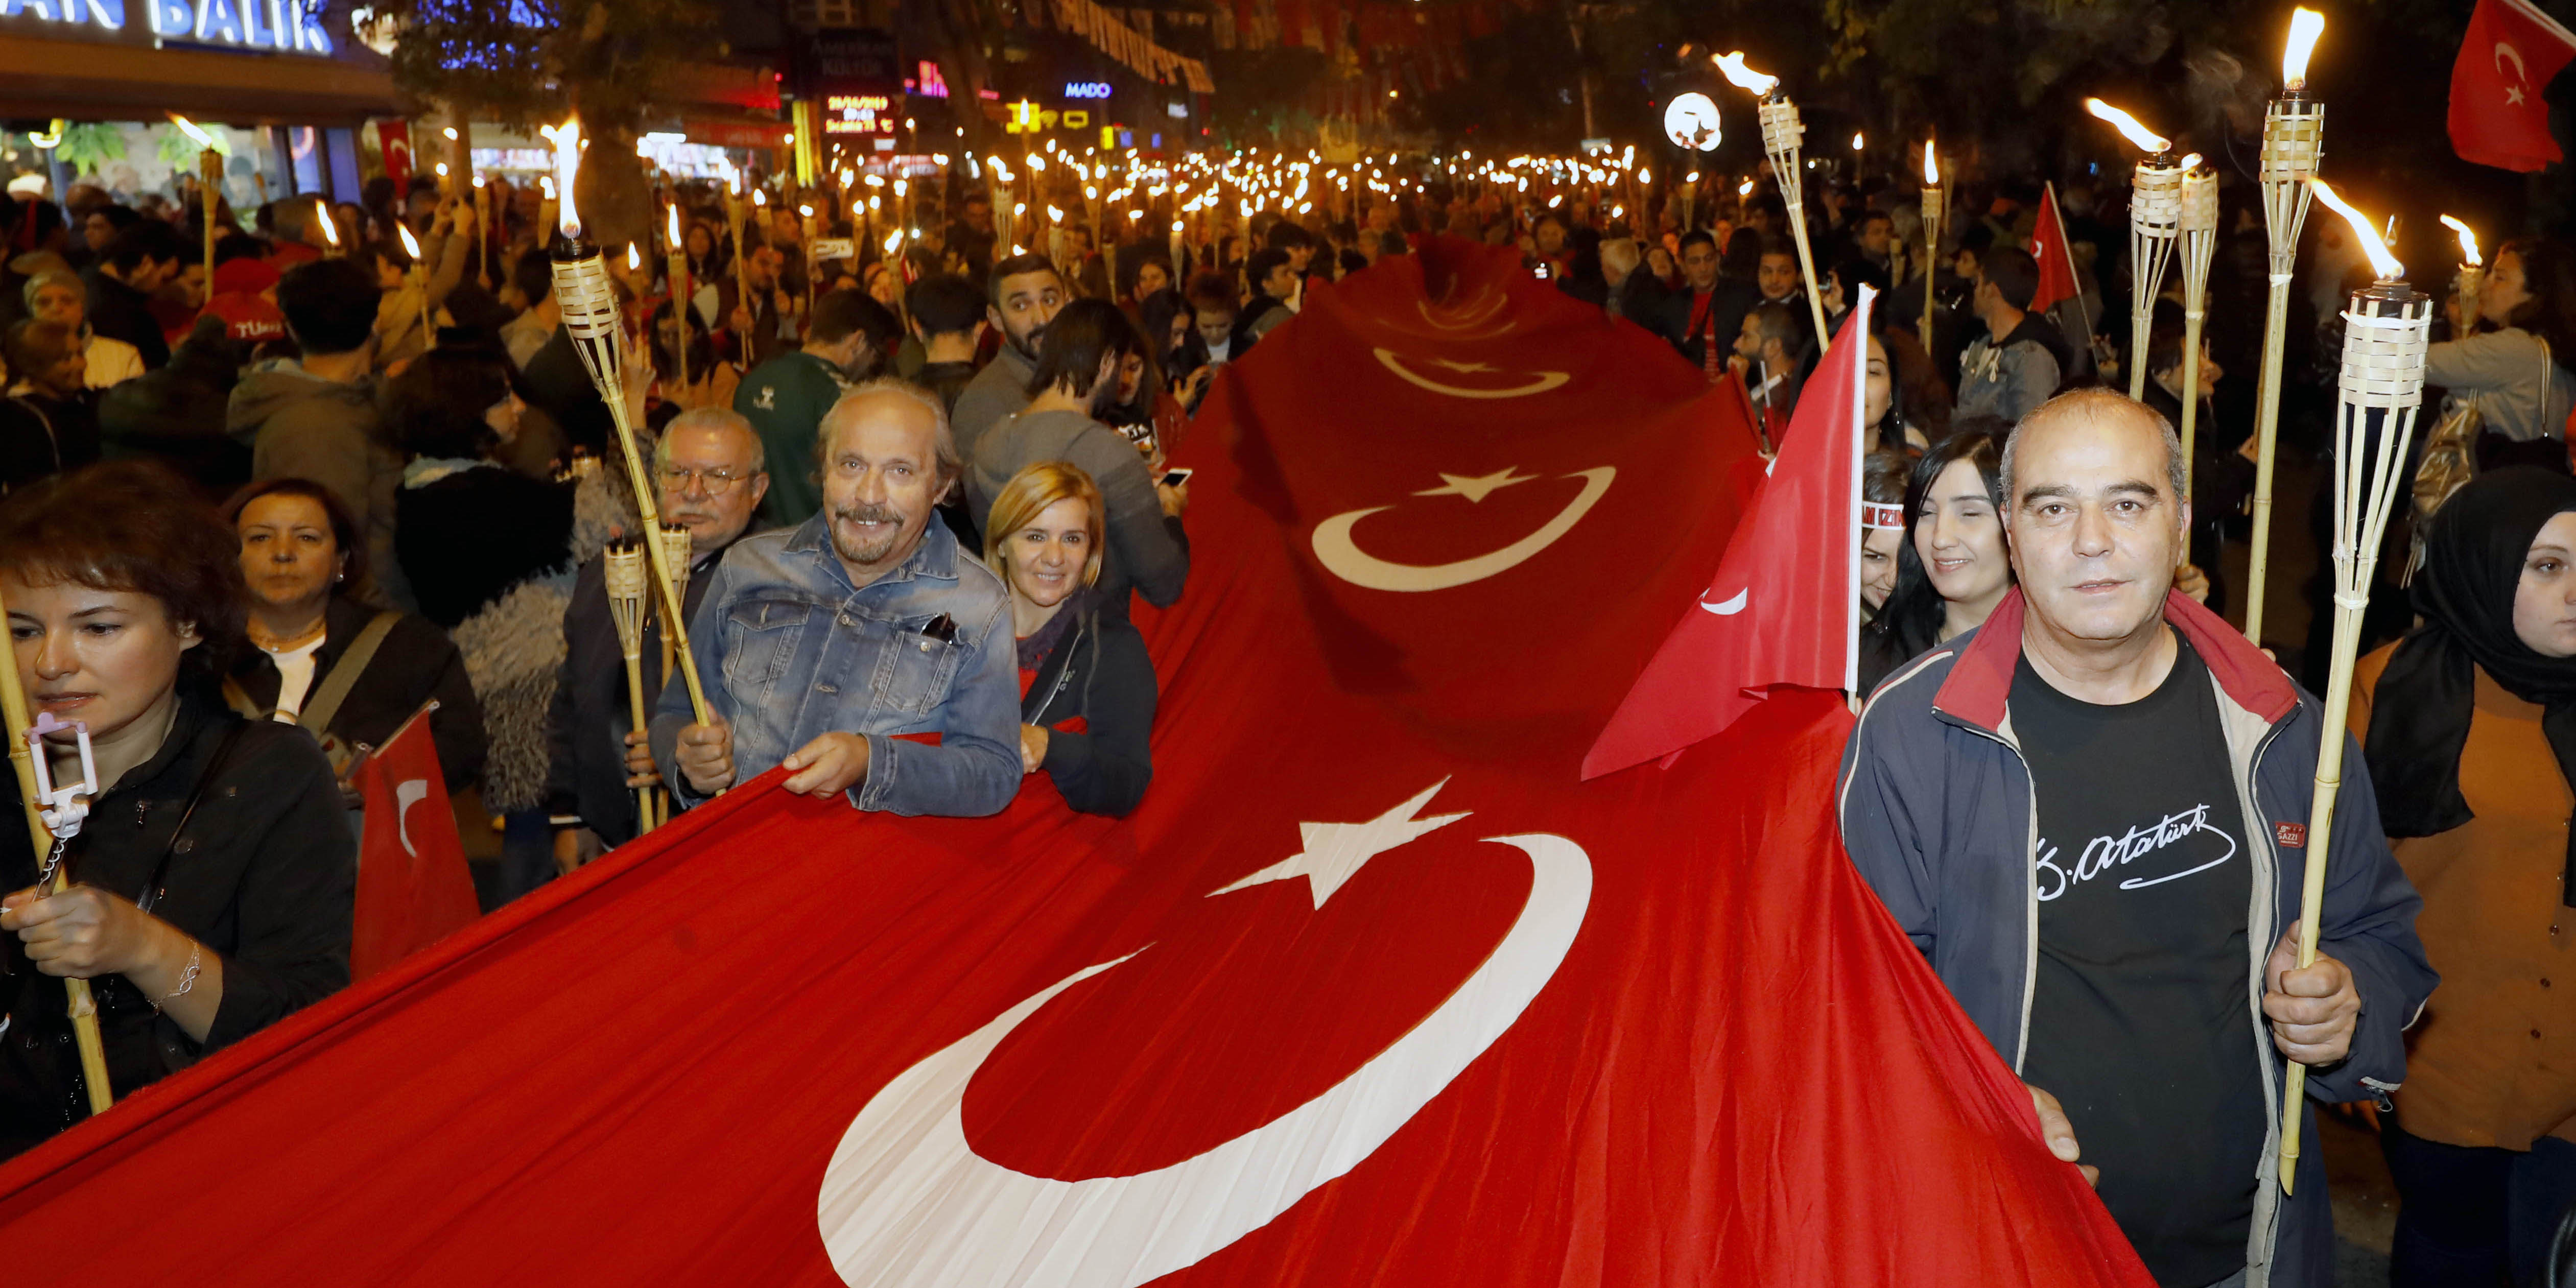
xmin=1847 ymin=289 xmax=1875 ymax=698
xmin=2044 ymin=183 xmax=2100 ymax=370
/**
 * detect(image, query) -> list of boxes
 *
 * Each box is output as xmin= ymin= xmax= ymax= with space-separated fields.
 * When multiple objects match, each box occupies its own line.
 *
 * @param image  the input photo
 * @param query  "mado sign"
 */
xmin=0 ymin=0 xmax=336 ymax=54
xmin=1064 ymin=81 xmax=1113 ymax=100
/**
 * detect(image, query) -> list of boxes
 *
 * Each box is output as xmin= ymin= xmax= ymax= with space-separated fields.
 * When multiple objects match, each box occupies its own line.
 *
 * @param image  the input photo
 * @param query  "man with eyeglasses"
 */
xmin=545 ymin=408 xmax=771 ymax=870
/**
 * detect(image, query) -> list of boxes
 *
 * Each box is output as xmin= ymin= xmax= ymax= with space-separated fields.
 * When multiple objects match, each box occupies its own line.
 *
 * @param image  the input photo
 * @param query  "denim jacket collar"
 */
xmin=779 ymin=512 xmax=964 ymax=595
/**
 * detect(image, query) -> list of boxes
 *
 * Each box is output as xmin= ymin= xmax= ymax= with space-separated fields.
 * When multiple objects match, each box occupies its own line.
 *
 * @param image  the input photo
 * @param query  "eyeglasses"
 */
xmin=657 ymin=466 xmax=755 ymax=496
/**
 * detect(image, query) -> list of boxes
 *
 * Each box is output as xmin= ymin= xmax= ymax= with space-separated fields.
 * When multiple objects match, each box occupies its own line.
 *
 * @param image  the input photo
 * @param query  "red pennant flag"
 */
xmin=349 ymin=704 xmax=479 ymax=982
xmin=2450 ymin=0 xmax=2576 ymax=172
xmin=0 ymin=249 xmax=2148 ymax=1288
xmin=2027 ymin=182 xmax=2083 ymax=317
xmin=1580 ymin=287 xmax=1876 ymax=779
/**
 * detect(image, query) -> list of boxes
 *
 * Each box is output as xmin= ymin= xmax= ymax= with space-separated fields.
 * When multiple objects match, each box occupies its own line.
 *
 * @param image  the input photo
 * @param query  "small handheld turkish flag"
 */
xmin=2450 ymin=0 xmax=2576 ymax=172
xmin=2027 ymin=183 xmax=2083 ymax=317
xmin=351 ymin=702 xmax=479 ymax=982
xmin=1581 ymin=286 xmax=1875 ymax=779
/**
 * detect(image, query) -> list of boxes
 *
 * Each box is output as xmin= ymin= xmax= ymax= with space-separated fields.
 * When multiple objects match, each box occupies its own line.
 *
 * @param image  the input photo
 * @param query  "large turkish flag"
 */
xmin=0 ymin=240 xmax=2151 ymax=1287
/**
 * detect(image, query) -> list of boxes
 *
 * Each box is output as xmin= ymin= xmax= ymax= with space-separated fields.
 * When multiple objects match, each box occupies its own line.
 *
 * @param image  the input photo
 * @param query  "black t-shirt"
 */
xmin=2012 ymin=632 xmax=2266 ymax=1288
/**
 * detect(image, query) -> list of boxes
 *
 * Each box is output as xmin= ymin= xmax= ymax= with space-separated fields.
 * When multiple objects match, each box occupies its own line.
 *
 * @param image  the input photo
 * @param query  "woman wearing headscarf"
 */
xmin=2349 ymin=466 xmax=2576 ymax=1287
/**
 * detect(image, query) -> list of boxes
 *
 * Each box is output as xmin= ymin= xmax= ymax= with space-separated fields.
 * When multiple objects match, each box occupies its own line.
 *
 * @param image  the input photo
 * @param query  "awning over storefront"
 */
xmin=0 ymin=4 xmax=399 ymax=124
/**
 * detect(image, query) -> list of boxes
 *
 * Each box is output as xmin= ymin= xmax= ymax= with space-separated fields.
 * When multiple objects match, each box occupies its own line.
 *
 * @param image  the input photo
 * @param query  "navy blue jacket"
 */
xmin=1837 ymin=588 xmax=2437 ymax=1288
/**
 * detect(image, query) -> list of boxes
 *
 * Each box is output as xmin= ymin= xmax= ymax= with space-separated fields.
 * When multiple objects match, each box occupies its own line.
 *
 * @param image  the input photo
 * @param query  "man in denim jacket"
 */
xmin=651 ymin=380 xmax=1019 ymax=818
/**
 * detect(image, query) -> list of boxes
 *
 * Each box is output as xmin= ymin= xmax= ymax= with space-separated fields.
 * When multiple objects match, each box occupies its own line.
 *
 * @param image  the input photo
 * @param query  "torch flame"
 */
xmin=1713 ymin=52 xmax=1779 ymax=97
xmin=540 ymin=116 xmax=582 ymax=238
xmin=667 ymin=203 xmax=681 ymax=248
xmin=1852 ymin=132 xmax=1865 ymax=151
xmin=395 ymin=221 xmax=422 ymax=261
xmin=2179 ymin=153 xmax=2204 ymax=171
xmin=2440 ymin=213 xmax=2483 ymax=267
xmin=1923 ymin=138 xmax=1939 ymax=185
xmin=165 ymin=112 xmax=212 ymax=148
xmin=1739 ymin=179 xmax=1755 ymax=196
xmin=885 ymin=230 xmax=902 ymax=255
xmin=627 ymin=244 xmax=641 ymax=272
xmin=316 ymin=199 xmax=339 ymax=247
xmin=2085 ymin=99 xmax=2170 ymax=154
xmin=2309 ymin=180 xmax=2404 ymax=281
xmin=2284 ymin=8 xmax=2325 ymax=91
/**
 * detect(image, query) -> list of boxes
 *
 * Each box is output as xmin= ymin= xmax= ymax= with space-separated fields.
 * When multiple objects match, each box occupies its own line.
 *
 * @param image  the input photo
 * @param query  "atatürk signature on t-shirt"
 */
xmin=2036 ymin=803 xmax=2239 ymax=902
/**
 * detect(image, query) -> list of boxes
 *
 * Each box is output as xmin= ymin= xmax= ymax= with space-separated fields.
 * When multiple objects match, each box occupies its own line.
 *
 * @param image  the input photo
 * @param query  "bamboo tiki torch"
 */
xmin=2443 ymin=216 xmax=2486 ymax=340
xmin=725 ymin=168 xmax=747 ymax=298
xmin=2176 ymin=160 xmax=2219 ymax=499
xmin=397 ymin=221 xmax=433 ymax=353
xmin=474 ymin=175 xmax=491 ymax=288
xmin=655 ymin=520 xmax=693 ymax=728
xmin=2246 ymin=8 xmax=2328 ymax=648
xmin=169 ymin=114 xmax=220 ymax=303
xmin=2087 ymin=98 xmax=2181 ymax=401
xmin=1716 ymin=53 xmax=1833 ymax=346
xmin=0 ymin=583 xmax=113 ymax=1114
xmin=601 ymin=542 xmax=655 ymax=835
xmin=542 ymin=116 xmax=713 ymax=726
xmin=665 ymin=203 xmax=690 ymax=396
xmin=1921 ymin=139 xmax=1945 ymax=349
xmin=2276 ymin=180 xmax=2429 ymax=1196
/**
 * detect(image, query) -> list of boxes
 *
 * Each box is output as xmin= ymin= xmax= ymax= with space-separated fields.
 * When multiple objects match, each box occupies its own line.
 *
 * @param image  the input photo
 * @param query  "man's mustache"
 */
xmin=834 ymin=504 xmax=902 ymax=525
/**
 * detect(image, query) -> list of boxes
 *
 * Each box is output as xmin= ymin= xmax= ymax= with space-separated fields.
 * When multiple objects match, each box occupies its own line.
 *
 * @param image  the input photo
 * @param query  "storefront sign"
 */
xmin=792 ymin=29 xmax=899 ymax=101
xmin=0 ymin=0 xmax=335 ymax=53
xmin=1065 ymin=81 xmax=1112 ymax=100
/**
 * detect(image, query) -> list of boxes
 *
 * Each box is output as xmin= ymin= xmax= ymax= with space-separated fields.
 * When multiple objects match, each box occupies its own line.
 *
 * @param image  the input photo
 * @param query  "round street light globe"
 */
xmin=1664 ymin=92 xmax=1722 ymax=152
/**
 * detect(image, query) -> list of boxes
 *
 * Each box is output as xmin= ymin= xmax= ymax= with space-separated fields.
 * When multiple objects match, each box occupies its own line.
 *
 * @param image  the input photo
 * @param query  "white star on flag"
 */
xmin=1207 ymin=780 xmax=1469 ymax=909
xmin=1414 ymin=468 xmax=1535 ymax=503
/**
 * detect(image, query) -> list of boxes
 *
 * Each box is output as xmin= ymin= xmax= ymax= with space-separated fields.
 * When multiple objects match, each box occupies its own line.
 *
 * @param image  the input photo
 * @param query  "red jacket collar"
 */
xmin=1932 ymin=587 xmax=2299 ymax=732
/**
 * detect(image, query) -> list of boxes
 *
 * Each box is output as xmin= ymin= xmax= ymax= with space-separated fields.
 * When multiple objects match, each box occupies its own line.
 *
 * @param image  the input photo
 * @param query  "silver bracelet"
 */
xmin=152 ymin=942 xmax=203 ymax=1012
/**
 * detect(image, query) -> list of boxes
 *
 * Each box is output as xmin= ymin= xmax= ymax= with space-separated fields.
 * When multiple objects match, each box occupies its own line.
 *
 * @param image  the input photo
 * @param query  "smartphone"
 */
xmin=1160 ymin=467 xmax=1194 ymax=487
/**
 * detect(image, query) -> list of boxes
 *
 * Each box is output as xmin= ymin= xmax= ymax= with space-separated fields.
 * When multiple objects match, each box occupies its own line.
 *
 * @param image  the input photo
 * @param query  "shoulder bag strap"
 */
xmin=298 ymin=611 xmax=400 ymax=737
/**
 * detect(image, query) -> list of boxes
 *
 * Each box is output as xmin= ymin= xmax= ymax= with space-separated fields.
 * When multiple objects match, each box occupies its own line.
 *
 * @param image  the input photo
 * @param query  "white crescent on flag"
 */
xmin=816 ymin=814 xmax=1593 ymax=1287
xmin=394 ymin=779 xmax=430 ymax=859
xmin=1311 ymin=467 xmax=1616 ymax=591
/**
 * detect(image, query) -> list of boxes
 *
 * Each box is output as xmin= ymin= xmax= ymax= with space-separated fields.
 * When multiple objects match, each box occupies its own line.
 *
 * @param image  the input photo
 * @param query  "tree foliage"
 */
xmin=376 ymin=0 xmax=724 ymax=134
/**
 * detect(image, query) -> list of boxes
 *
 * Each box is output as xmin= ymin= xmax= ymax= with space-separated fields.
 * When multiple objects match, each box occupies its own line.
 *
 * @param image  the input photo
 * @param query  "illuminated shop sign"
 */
xmin=0 ymin=0 xmax=336 ymax=54
xmin=1064 ymin=81 xmax=1112 ymax=100
xmin=823 ymin=93 xmax=899 ymax=137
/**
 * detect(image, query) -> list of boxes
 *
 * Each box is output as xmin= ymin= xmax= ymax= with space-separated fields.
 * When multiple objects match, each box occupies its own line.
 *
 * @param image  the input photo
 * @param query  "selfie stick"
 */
xmin=0 ymin=604 xmax=114 ymax=1114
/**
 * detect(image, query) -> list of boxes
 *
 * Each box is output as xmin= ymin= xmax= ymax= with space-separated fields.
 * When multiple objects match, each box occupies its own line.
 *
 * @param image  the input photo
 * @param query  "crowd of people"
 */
xmin=0 ymin=147 xmax=2569 ymax=1288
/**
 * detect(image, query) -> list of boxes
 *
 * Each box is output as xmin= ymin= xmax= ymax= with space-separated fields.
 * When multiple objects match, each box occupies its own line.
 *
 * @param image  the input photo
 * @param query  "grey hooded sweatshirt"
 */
xmin=227 ymin=358 xmax=415 ymax=613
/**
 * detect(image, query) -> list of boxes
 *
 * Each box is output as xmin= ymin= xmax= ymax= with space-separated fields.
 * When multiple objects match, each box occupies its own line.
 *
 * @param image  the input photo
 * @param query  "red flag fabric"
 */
xmin=348 ymin=706 xmax=479 ymax=982
xmin=1580 ymin=288 xmax=1877 ymax=780
xmin=0 ymin=243 xmax=2150 ymax=1288
xmin=2450 ymin=0 xmax=2576 ymax=172
xmin=2028 ymin=182 xmax=2082 ymax=317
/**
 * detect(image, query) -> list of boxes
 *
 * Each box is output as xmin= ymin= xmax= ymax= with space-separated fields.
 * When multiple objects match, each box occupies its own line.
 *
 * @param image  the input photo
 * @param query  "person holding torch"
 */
xmin=1840 ymin=386 xmax=2433 ymax=1288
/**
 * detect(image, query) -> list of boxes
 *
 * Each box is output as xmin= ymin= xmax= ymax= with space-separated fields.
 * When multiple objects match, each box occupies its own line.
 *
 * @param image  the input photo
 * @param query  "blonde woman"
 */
xmin=985 ymin=461 xmax=1157 ymax=817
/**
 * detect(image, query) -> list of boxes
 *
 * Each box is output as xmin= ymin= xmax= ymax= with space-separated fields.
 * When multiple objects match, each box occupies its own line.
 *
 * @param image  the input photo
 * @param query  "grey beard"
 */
xmin=831 ymin=506 xmax=907 ymax=566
